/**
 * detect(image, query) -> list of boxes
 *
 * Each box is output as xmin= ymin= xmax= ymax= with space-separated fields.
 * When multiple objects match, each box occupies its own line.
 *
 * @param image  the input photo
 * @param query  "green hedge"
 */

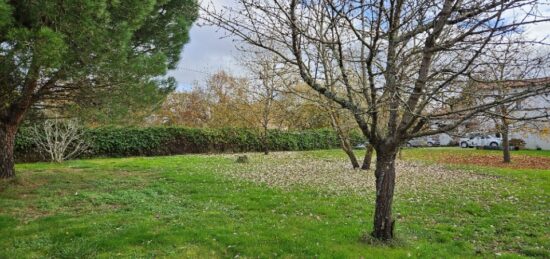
xmin=15 ymin=127 xmax=364 ymax=161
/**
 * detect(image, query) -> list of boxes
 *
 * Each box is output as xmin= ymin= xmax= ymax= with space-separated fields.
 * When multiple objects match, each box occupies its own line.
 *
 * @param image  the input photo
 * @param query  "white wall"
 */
xmin=510 ymin=94 xmax=550 ymax=150
xmin=511 ymin=131 xmax=550 ymax=150
xmin=474 ymin=90 xmax=550 ymax=150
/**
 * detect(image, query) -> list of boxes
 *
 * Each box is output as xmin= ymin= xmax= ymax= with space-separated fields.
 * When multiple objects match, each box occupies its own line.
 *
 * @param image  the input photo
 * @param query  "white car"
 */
xmin=354 ymin=142 xmax=371 ymax=149
xmin=354 ymin=143 xmax=367 ymax=149
xmin=406 ymin=136 xmax=440 ymax=147
xmin=459 ymin=134 xmax=502 ymax=148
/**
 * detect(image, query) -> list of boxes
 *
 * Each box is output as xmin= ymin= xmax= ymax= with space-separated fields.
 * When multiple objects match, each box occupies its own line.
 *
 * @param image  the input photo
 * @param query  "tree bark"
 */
xmin=361 ymin=144 xmax=374 ymax=170
xmin=371 ymin=147 xmax=398 ymax=240
xmin=263 ymin=144 xmax=269 ymax=155
xmin=262 ymin=127 xmax=269 ymax=155
xmin=0 ymin=123 xmax=17 ymax=179
xmin=342 ymin=140 xmax=360 ymax=169
xmin=0 ymin=74 xmax=37 ymax=179
xmin=497 ymin=104 xmax=512 ymax=163
xmin=327 ymin=108 xmax=360 ymax=168
xmin=502 ymin=124 xmax=511 ymax=163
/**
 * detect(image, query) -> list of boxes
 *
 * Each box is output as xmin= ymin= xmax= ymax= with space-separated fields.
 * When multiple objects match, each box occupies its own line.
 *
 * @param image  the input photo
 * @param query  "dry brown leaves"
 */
xmin=437 ymin=154 xmax=550 ymax=170
xmin=219 ymin=152 xmax=496 ymax=196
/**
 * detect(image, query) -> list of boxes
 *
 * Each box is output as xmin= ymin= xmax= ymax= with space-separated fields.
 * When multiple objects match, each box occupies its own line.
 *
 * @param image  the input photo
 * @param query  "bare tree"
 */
xmin=474 ymin=39 xmax=550 ymax=162
xmin=240 ymin=51 xmax=283 ymax=155
xmin=205 ymin=0 xmax=550 ymax=240
xmin=31 ymin=119 xmax=89 ymax=163
xmin=244 ymin=52 xmax=368 ymax=162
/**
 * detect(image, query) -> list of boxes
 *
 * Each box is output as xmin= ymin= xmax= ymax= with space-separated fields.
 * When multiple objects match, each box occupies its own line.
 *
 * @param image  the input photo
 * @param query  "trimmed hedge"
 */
xmin=15 ymin=127 xmax=364 ymax=162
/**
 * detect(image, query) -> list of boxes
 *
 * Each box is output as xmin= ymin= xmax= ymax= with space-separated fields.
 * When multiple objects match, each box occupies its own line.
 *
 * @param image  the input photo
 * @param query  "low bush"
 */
xmin=509 ymin=138 xmax=526 ymax=150
xmin=15 ymin=127 xmax=364 ymax=162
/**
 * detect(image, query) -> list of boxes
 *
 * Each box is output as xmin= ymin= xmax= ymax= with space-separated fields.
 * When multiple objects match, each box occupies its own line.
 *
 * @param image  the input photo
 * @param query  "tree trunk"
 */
xmin=502 ymin=125 xmax=510 ymax=163
xmin=262 ymin=126 xmax=269 ymax=155
xmin=342 ymin=140 xmax=360 ymax=169
xmin=371 ymin=147 xmax=398 ymax=240
xmin=0 ymin=123 xmax=17 ymax=179
xmin=361 ymin=144 xmax=374 ymax=170
xmin=327 ymin=109 xmax=359 ymax=168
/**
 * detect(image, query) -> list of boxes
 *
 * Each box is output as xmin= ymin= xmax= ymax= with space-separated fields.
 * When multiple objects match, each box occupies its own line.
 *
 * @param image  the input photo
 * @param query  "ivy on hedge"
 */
xmin=15 ymin=127 xmax=364 ymax=161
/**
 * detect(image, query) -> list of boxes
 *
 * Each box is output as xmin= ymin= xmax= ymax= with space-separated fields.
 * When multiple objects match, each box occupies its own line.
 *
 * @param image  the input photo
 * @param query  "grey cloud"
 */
xmin=167 ymin=24 xmax=243 ymax=91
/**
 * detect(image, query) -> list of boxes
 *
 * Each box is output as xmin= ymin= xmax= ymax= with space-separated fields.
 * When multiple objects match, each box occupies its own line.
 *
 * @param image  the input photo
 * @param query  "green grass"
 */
xmin=0 ymin=149 xmax=548 ymax=258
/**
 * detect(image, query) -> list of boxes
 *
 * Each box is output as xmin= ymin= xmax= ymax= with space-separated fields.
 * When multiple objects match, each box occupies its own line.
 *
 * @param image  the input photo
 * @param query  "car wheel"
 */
xmin=406 ymin=143 xmax=412 ymax=147
xmin=460 ymin=142 xmax=468 ymax=148
xmin=427 ymin=142 xmax=433 ymax=147
xmin=490 ymin=142 xmax=498 ymax=147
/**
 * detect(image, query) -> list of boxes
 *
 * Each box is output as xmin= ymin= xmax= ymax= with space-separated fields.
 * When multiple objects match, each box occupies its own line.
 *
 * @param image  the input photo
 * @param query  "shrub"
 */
xmin=30 ymin=119 xmax=90 ymax=162
xmin=509 ymin=138 xmax=526 ymax=150
xmin=15 ymin=127 xmax=360 ymax=162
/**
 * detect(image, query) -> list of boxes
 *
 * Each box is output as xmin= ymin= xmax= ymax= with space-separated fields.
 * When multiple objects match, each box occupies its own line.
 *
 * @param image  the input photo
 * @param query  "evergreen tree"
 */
xmin=0 ymin=0 xmax=198 ymax=178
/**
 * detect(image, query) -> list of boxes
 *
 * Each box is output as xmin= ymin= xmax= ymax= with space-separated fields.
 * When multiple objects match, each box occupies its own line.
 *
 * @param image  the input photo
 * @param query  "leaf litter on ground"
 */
xmin=217 ymin=152 xmax=501 ymax=198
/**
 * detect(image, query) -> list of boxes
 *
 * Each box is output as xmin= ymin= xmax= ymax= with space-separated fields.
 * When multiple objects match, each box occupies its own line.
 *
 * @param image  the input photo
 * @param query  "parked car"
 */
xmin=406 ymin=136 xmax=439 ymax=147
xmin=354 ymin=143 xmax=367 ymax=149
xmin=426 ymin=136 xmax=440 ymax=147
xmin=354 ymin=142 xmax=370 ymax=149
xmin=459 ymin=134 xmax=502 ymax=148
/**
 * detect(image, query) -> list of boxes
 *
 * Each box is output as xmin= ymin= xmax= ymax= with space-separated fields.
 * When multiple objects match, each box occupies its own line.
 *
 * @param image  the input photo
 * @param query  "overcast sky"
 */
xmin=167 ymin=24 xmax=242 ymax=91
xmin=168 ymin=3 xmax=550 ymax=91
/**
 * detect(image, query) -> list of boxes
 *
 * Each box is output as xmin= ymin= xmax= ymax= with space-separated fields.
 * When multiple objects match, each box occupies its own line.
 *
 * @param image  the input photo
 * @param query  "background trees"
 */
xmin=150 ymin=69 xmax=336 ymax=131
xmin=205 ymin=0 xmax=550 ymax=240
xmin=151 ymin=86 xmax=211 ymax=127
xmin=0 ymin=0 xmax=198 ymax=178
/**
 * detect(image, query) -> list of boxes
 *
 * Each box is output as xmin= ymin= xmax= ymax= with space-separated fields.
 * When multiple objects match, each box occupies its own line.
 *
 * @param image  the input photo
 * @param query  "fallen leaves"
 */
xmin=219 ymin=152 xmax=494 ymax=196
xmin=436 ymin=154 xmax=550 ymax=170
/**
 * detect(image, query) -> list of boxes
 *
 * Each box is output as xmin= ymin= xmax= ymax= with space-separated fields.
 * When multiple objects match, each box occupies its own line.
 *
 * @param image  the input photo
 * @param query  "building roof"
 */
xmin=474 ymin=77 xmax=550 ymax=90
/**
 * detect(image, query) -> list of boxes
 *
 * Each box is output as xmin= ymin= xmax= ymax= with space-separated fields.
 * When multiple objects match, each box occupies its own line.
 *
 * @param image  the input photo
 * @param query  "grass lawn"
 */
xmin=0 ymin=149 xmax=548 ymax=258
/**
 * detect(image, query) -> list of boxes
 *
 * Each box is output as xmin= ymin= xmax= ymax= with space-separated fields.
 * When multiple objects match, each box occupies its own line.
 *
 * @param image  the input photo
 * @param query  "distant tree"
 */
xmin=276 ymin=89 xmax=333 ymax=130
xmin=0 ymin=0 xmax=198 ymax=178
xmin=240 ymin=50 xmax=285 ymax=154
xmin=475 ymin=39 xmax=550 ymax=162
xmin=151 ymin=86 xmax=211 ymax=127
xmin=204 ymin=70 xmax=253 ymax=128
